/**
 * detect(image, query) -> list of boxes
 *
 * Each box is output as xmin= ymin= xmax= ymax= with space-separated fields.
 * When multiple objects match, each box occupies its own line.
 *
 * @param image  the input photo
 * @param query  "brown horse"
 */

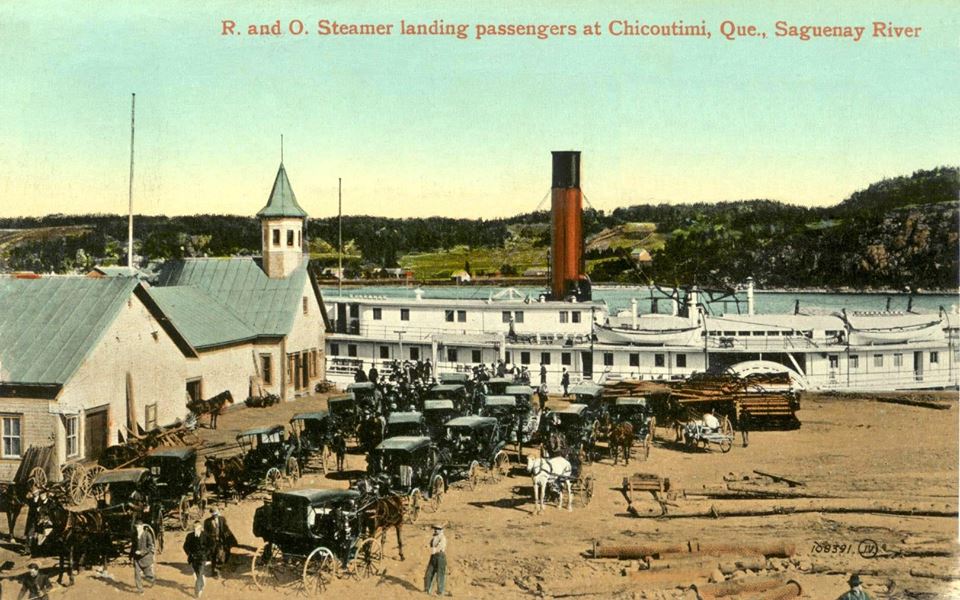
xmin=363 ymin=494 xmax=406 ymax=561
xmin=609 ymin=422 xmax=634 ymax=465
xmin=204 ymin=455 xmax=246 ymax=501
xmin=187 ymin=390 xmax=234 ymax=429
xmin=33 ymin=501 xmax=112 ymax=585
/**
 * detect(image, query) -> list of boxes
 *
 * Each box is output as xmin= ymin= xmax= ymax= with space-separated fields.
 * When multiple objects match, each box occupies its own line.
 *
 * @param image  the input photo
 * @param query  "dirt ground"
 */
xmin=3 ymin=391 xmax=957 ymax=600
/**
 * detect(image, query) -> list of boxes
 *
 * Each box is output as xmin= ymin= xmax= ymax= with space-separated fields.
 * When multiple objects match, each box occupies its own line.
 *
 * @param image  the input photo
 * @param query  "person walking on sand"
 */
xmin=183 ymin=521 xmax=211 ymax=598
xmin=837 ymin=574 xmax=871 ymax=600
xmin=423 ymin=523 xmax=447 ymax=596
xmin=131 ymin=518 xmax=156 ymax=594
xmin=204 ymin=507 xmax=236 ymax=577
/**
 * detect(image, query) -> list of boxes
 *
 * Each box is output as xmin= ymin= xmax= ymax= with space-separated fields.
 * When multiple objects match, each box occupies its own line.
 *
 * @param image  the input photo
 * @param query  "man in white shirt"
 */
xmin=423 ymin=523 xmax=447 ymax=595
xmin=703 ymin=409 xmax=721 ymax=431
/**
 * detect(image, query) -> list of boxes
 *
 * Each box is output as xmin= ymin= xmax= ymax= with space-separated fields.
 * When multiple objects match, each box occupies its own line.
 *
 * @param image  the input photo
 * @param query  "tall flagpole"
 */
xmin=338 ymin=177 xmax=343 ymax=297
xmin=127 ymin=93 xmax=136 ymax=269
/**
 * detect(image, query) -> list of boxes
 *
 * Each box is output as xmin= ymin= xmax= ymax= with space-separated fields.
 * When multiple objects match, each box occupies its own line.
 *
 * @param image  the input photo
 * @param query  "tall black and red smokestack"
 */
xmin=550 ymin=151 xmax=590 ymax=301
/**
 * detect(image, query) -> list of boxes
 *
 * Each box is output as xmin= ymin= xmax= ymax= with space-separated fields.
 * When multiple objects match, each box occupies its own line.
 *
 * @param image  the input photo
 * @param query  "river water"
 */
xmin=321 ymin=285 xmax=959 ymax=315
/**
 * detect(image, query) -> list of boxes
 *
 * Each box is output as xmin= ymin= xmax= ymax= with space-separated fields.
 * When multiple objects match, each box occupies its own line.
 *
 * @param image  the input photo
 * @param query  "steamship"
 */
xmin=324 ymin=152 xmax=960 ymax=392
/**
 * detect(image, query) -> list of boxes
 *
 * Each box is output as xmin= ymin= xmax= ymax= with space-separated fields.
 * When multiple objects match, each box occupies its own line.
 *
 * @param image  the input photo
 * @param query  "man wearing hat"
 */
xmin=17 ymin=563 xmax=51 ymax=600
xmin=131 ymin=518 xmax=156 ymax=594
xmin=423 ymin=523 xmax=447 ymax=596
xmin=204 ymin=507 xmax=236 ymax=577
xmin=183 ymin=520 xmax=211 ymax=598
xmin=837 ymin=574 xmax=871 ymax=600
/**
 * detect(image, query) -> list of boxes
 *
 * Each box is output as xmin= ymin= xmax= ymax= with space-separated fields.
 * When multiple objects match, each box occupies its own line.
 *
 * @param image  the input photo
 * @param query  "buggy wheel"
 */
xmin=28 ymin=466 xmax=47 ymax=490
xmin=64 ymin=464 xmax=89 ymax=504
xmin=178 ymin=497 xmax=191 ymax=530
xmin=468 ymin=461 xmax=481 ymax=491
xmin=302 ymin=546 xmax=336 ymax=595
xmin=251 ymin=542 xmax=277 ymax=591
xmin=493 ymin=451 xmax=509 ymax=482
xmin=346 ymin=538 xmax=382 ymax=579
xmin=719 ymin=438 xmax=733 ymax=453
xmin=265 ymin=467 xmax=282 ymax=489
xmin=285 ymin=457 xmax=301 ymax=481
xmin=424 ymin=476 xmax=444 ymax=513
xmin=404 ymin=490 xmax=422 ymax=524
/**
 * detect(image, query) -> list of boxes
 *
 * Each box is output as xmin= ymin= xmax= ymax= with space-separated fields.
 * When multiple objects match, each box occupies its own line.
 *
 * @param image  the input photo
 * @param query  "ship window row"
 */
xmin=502 ymin=311 xmax=525 ymax=323
xmin=370 ymin=307 xmax=411 ymax=321
xmin=706 ymin=330 xmax=814 ymax=338
xmin=502 ymin=351 xmax=572 ymax=366
xmin=625 ymin=353 xmax=687 ymax=368
xmin=446 ymin=310 xmax=467 ymax=323
xmin=844 ymin=352 xmax=942 ymax=370
xmin=559 ymin=311 xmax=582 ymax=323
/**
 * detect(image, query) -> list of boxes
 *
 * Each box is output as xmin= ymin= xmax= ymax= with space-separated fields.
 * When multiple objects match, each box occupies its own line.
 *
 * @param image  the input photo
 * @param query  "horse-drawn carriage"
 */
xmin=438 ymin=417 xmax=510 ymax=489
xmin=251 ymin=487 xmax=403 ymax=594
xmin=681 ymin=413 xmax=735 ymax=453
xmin=346 ymin=382 xmax=382 ymax=414
xmin=421 ymin=400 xmax=459 ymax=442
xmin=367 ymin=437 xmax=445 ymax=522
xmin=290 ymin=412 xmax=334 ymax=473
xmin=568 ymin=383 xmax=606 ymax=417
xmin=603 ymin=397 xmax=657 ymax=461
xmin=480 ymin=396 xmax=519 ymax=443
xmin=425 ymin=384 xmax=468 ymax=413
xmin=545 ymin=404 xmax=599 ymax=462
xmin=328 ymin=395 xmax=367 ymax=441
xmin=483 ymin=377 xmax=514 ymax=396
xmin=238 ymin=425 xmax=302 ymax=487
xmin=385 ymin=412 xmax=427 ymax=439
xmin=143 ymin=447 xmax=206 ymax=531
xmin=90 ymin=468 xmax=165 ymax=552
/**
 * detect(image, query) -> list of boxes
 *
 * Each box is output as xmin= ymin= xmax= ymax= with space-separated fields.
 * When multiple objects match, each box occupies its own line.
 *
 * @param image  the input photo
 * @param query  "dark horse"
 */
xmin=187 ymin=390 xmax=234 ymax=429
xmin=0 ymin=483 xmax=27 ymax=542
xmin=32 ymin=501 xmax=113 ymax=585
xmin=355 ymin=487 xmax=406 ymax=561
xmin=204 ymin=455 xmax=247 ymax=501
xmin=608 ymin=422 xmax=634 ymax=465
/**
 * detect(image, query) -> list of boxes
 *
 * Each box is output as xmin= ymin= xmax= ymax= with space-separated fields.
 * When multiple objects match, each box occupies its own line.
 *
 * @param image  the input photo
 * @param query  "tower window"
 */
xmin=287 ymin=230 xmax=295 ymax=246
xmin=272 ymin=229 xmax=280 ymax=246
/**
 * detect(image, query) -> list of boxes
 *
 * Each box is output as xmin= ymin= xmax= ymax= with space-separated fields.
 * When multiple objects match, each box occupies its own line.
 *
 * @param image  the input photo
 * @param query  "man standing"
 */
xmin=354 ymin=363 xmax=368 ymax=383
xmin=204 ymin=507 xmax=236 ymax=577
xmin=183 ymin=521 xmax=210 ymax=598
xmin=561 ymin=368 xmax=570 ymax=397
xmin=837 ymin=574 xmax=871 ymax=599
xmin=537 ymin=383 xmax=548 ymax=412
xmin=539 ymin=364 xmax=547 ymax=386
xmin=368 ymin=363 xmax=379 ymax=387
xmin=132 ymin=518 xmax=156 ymax=594
xmin=17 ymin=563 xmax=51 ymax=600
xmin=333 ymin=432 xmax=347 ymax=472
xmin=423 ymin=523 xmax=447 ymax=596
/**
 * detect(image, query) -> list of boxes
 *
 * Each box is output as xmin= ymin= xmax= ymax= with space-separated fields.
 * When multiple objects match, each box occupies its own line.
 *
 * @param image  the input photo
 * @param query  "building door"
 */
xmin=84 ymin=408 xmax=109 ymax=462
xmin=336 ymin=303 xmax=348 ymax=333
xmin=186 ymin=379 xmax=202 ymax=402
xmin=301 ymin=353 xmax=310 ymax=389
xmin=914 ymin=351 xmax=924 ymax=381
xmin=581 ymin=351 xmax=593 ymax=379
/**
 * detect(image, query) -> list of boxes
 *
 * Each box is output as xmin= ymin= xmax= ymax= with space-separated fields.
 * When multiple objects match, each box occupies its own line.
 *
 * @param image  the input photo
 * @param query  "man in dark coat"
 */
xmin=203 ymin=508 xmax=236 ymax=577
xmin=131 ymin=519 xmax=156 ymax=593
xmin=561 ymin=368 xmax=570 ymax=397
xmin=17 ymin=563 xmax=51 ymax=600
xmin=354 ymin=364 xmax=368 ymax=383
xmin=368 ymin=364 xmax=379 ymax=387
xmin=183 ymin=521 xmax=211 ymax=597
xmin=539 ymin=364 xmax=547 ymax=386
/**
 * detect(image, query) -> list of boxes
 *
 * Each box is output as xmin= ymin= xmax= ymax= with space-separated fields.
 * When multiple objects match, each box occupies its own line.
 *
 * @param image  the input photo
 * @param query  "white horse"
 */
xmin=526 ymin=455 xmax=573 ymax=513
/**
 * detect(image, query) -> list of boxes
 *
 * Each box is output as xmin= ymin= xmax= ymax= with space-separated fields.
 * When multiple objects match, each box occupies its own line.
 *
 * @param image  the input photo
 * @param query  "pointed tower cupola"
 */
xmin=258 ymin=162 xmax=308 ymax=279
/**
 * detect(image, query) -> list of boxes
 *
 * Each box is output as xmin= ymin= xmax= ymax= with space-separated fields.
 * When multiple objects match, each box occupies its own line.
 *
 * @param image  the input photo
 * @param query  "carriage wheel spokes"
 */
xmin=302 ymin=546 xmax=336 ymax=595
xmin=265 ymin=468 xmax=282 ymax=490
xmin=404 ymin=490 xmax=422 ymax=524
xmin=346 ymin=538 xmax=382 ymax=579
xmin=467 ymin=461 xmax=481 ymax=491
xmin=28 ymin=466 xmax=47 ymax=490
xmin=719 ymin=438 xmax=733 ymax=453
xmin=493 ymin=451 xmax=510 ymax=482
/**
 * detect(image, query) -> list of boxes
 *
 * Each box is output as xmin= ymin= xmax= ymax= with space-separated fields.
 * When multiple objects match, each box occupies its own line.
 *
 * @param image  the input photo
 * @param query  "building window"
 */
xmin=372 ymin=308 xmax=382 ymax=320
xmin=410 ymin=347 xmax=420 ymax=360
xmin=514 ymin=311 xmax=524 ymax=324
xmin=541 ymin=352 xmax=551 ymax=365
xmin=302 ymin=297 xmax=309 ymax=315
xmin=65 ymin=415 xmax=79 ymax=458
xmin=559 ymin=311 xmax=568 ymax=323
xmin=447 ymin=348 xmax=458 ymax=362
xmin=330 ymin=343 xmax=340 ymax=356
xmin=502 ymin=311 xmax=511 ymax=323
xmin=521 ymin=351 xmax=530 ymax=365
xmin=347 ymin=344 xmax=357 ymax=357
xmin=873 ymin=354 xmax=883 ymax=368
xmin=400 ymin=308 xmax=410 ymax=321
xmin=457 ymin=310 xmax=467 ymax=323
xmin=287 ymin=230 xmax=295 ymax=246
xmin=261 ymin=354 xmax=273 ymax=384
xmin=349 ymin=304 xmax=359 ymax=318
xmin=654 ymin=354 xmax=665 ymax=368
xmin=829 ymin=355 xmax=839 ymax=369
xmin=893 ymin=353 xmax=903 ymax=368
xmin=930 ymin=351 xmax=939 ymax=364
xmin=676 ymin=354 xmax=687 ymax=368
xmin=603 ymin=353 xmax=614 ymax=366
xmin=571 ymin=311 xmax=581 ymax=323
xmin=379 ymin=346 xmax=390 ymax=359
xmin=505 ymin=351 xmax=512 ymax=364
xmin=272 ymin=229 xmax=280 ymax=246
xmin=2 ymin=415 xmax=21 ymax=458
xmin=445 ymin=310 xmax=455 ymax=322
xmin=561 ymin=352 xmax=571 ymax=366
xmin=472 ymin=349 xmax=482 ymax=363
xmin=849 ymin=355 xmax=859 ymax=369
xmin=629 ymin=353 xmax=639 ymax=367
xmin=145 ymin=403 xmax=158 ymax=431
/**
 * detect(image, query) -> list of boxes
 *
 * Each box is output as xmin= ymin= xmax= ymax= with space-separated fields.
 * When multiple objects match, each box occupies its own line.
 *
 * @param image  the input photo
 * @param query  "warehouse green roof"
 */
xmin=146 ymin=285 xmax=257 ymax=349
xmin=153 ymin=257 xmax=308 ymax=337
xmin=0 ymin=276 xmax=194 ymax=389
xmin=257 ymin=163 xmax=307 ymax=218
